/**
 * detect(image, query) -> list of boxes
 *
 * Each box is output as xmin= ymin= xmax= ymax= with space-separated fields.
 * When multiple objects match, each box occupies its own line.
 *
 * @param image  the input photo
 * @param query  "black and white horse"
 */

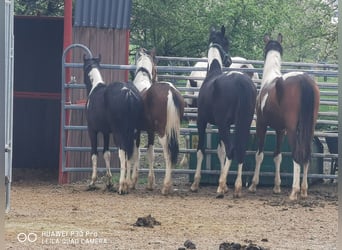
xmin=191 ymin=26 xmax=257 ymax=198
xmin=133 ymin=48 xmax=185 ymax=195
xmin=181 ymin=57 xmax=259 ymax=166
xmin=83 ymin=55 xmax=143 ymax=194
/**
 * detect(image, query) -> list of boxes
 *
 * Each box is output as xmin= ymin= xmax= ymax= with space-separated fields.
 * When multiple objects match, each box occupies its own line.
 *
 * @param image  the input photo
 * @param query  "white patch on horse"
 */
xmin=134 ymin=53 xmax=154 ymax=92
xmin=88 ymin=67 xmax=104 ymax=96
xmin=283 ymin=72 xmax=304 ymax=80
xmin=208 ymin=45 xmax=222 ymax=69
xmin=261 ymin=50 xmax=282 ymax=87
xmin=260 ymin=93 xmax=268 ymax=113
xmin=226 ymin=71 xmax=243 ymax=76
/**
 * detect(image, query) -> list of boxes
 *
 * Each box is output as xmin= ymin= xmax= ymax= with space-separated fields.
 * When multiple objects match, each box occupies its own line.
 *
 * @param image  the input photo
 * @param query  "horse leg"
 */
xmin=216 ymin=141 xmax=228 ymax=195
xmin=234 ymin=163 xmax=243 ymax=198
xmin=190 ymin=121 xmax=206 ymax=192
xmin=301 ymin=162 xmax=309 ymax=198
xmin=103 ymin=133 xmax=113 ymax=189
xmin=89 ymin=131 xmax=98 ymax=188
xmin=179 ymin=134 xmax=189 ymax=167
xmin=159 ymin=135 xmax=172 ymax=195
xmin=273 ymin=130 xmax=285 ymax=194
xmin=216 ymin=127 xmax=231 ymax=198
xmin=146 ymin=132 xmax=155 ymax=190
xmin=118 ymin=149 xmax=128 ymax=195
xmin=130 ymin=141 xmax=140 ymax=189
xmin=249 ymin=125 xmax=267 ymax=192
xmin=289 ymin=160 xmax=301 ymax=200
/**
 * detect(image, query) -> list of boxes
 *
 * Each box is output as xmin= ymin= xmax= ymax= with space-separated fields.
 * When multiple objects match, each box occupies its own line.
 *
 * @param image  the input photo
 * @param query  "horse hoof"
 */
xmin=190 ymin=183 xmax=199 ymax=192
xmin=118 ymin=190 xmax=128 ymax=195
xmin=105 ymin=184 xmax=116 ymax=193
xmin=273 ymin=186 xmax=281 ymax=194
xmin=248 ymin=184 xmax=257 ymax=193
xmin=161 ymin=186 xmax=172 ymax=195
xmin=86 ymin=185 xmax=99 ymax=191
xmin=289 ymin=191 xmax=298 ymax=201
xmin=233 ymin=192 xmax=242 ymax=198
xmin=216 ymin=193 xmax=224 ymax=199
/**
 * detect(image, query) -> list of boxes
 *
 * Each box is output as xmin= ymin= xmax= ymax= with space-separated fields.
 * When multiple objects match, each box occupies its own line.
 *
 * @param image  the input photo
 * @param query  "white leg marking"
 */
xmin=217 ymin=157 xmax=231 ymax=197
xmin=249 ymin=151 xmax=264 ymax=192
xmin=191 ymin=150 xmax=203 ymax=192
xmin=273 ymin=153 xmax=282 ymax=193
xmin=90 ymin=154 xmax=97 ymax=186
xmin=146 ymin=145 xmax=155 ymax=190
xmin=234 ymin=163 xmax=243 ymax=198
xmin=179 ymin=135 xmax=189 ymax=167
xmin=301 ymin=162 xmax=309 ymax=198
xmin=118 ymin=149 xmax=128 ymax=194
xmin=217 ymin=141 xmax=226 ymax=168
xmin=159 ymin=136 xmax=172 ymax=195
xmin=130 ymin=143 xmax=140 ymax=189
xmin=289 ymin=161 xmax=301 ymax=200
xmin=103 ymin=151 xmax=112 ymax=187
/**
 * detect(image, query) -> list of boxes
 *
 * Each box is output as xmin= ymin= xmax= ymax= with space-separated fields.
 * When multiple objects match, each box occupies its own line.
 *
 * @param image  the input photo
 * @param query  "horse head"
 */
xmin=83 ymin=54 xmax=103 ymax=94
xmin=208 ymin=25 xmax=232 ymax=67
xmin=135 ymin=48 xmax=157 ymax=83
xmin=83 ymin=54 xmax=101 ymax=73
xmin=263 ymin=33 xmax=283 ymax=59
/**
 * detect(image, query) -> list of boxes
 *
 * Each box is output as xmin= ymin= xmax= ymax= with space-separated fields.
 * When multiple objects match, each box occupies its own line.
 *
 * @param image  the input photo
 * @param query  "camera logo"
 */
xmin=17 ymin=232 xmax=38 ymax=243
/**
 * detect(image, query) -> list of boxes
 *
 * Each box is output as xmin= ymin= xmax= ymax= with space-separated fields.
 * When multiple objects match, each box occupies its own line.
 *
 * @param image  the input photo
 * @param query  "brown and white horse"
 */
xmin=133 ymin=48 xmax=185 ymax=195
xmin=248 ymin=34 xmax=320 ymax=200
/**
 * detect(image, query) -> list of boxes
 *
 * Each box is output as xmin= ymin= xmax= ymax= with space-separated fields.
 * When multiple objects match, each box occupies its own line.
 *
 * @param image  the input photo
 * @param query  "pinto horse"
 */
xmin=191 ymin=26 xmax=257 ymax=198
xmin=133 ymin=48 xmax=185 ymax=195
xmin=83 ymin=55 xmax=143 ymax=194
xmin=181 ymin=57 xmax=259 ymax=167
xmin=248 ymin=34 xmax=320 ymax=200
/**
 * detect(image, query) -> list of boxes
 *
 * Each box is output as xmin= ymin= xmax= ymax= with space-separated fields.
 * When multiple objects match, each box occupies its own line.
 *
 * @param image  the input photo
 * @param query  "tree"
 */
xmin=15 ymin=0 xmax=64 ymax=16
xmin=130 ymin=0 xmax=337 ymax=62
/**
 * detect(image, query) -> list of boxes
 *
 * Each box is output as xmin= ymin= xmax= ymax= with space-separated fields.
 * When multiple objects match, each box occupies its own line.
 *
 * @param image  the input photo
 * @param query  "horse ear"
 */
xmin=210 ymin=26 xmax=216 ymax=34
xmin=277 ymin=33 xmax=283 ymax=44
xmin=221 ymin=25 xmax=225 ymax=36
xmin=263 ymin=34 xmax=270 ymax=44
xmin=98 ymin=54 xmax=101 ymax=62
xmin=150 ymin=48 xmax=157 ymax=61
xmin=83 ymin=54 xmax=87 ymax=61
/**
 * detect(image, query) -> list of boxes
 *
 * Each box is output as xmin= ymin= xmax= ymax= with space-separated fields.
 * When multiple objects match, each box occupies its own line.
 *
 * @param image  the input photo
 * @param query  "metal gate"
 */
xmin=4 ymin=0 xmax=14 ymax=213
xmin=60 ymin=44 xmax=338 ymax=182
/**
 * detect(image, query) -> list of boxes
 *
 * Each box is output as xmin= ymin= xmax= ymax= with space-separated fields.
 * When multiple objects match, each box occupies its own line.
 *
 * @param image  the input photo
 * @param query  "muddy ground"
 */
xmin=5 ymin=172 xmax=337 ymax=250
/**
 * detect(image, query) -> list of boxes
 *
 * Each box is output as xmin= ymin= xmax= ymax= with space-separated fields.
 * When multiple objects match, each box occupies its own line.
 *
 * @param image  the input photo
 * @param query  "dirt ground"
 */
xmin=5 ymin=172 xmax=337 ymax=250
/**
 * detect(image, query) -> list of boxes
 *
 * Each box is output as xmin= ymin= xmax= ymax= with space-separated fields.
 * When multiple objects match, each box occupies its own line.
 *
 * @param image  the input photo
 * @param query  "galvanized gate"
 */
xmin=4 ymin=0 xmax=14 ymax=213
xmin=60 ymin=44 xmax=338 ymax=183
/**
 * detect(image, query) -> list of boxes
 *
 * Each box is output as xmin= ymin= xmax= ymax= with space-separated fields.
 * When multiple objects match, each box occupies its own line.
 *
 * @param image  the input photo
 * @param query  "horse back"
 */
xmin=257 ymin=72 xmax=319 ymax=163
xmin=198 ymin=72 xmax=256 ymax=125
xmin=86 ymin=85 xmax=110 ymax=132
xmin=142 ymin=82 xmax=184 ymax=135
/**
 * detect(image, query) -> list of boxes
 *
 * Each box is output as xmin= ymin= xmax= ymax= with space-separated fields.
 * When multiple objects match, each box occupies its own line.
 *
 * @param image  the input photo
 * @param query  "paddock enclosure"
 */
xmin=60 ymin=44 xmax=338 ymax=186
xmin=5 ymin=44 xmax=338 ymax=250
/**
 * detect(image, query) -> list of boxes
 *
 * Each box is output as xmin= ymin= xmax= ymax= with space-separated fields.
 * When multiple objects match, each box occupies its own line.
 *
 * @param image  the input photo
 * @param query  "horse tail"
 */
xmin=234 ymin=76 xmax=257 ymax=163
xmin=165 ymin=88 xmax=184 ymax=165
xmin=124 ymin=87 xmax=142 ymax=160
xmin=293 ymin=76 xmax=316 ymax=164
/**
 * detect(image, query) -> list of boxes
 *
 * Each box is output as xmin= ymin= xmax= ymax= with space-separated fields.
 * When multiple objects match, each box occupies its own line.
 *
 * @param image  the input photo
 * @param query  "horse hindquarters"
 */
xmin=105 ymin=82 xmax=143 ymax=194
xmin=286 ymin=76 xmax=319 ymax=200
